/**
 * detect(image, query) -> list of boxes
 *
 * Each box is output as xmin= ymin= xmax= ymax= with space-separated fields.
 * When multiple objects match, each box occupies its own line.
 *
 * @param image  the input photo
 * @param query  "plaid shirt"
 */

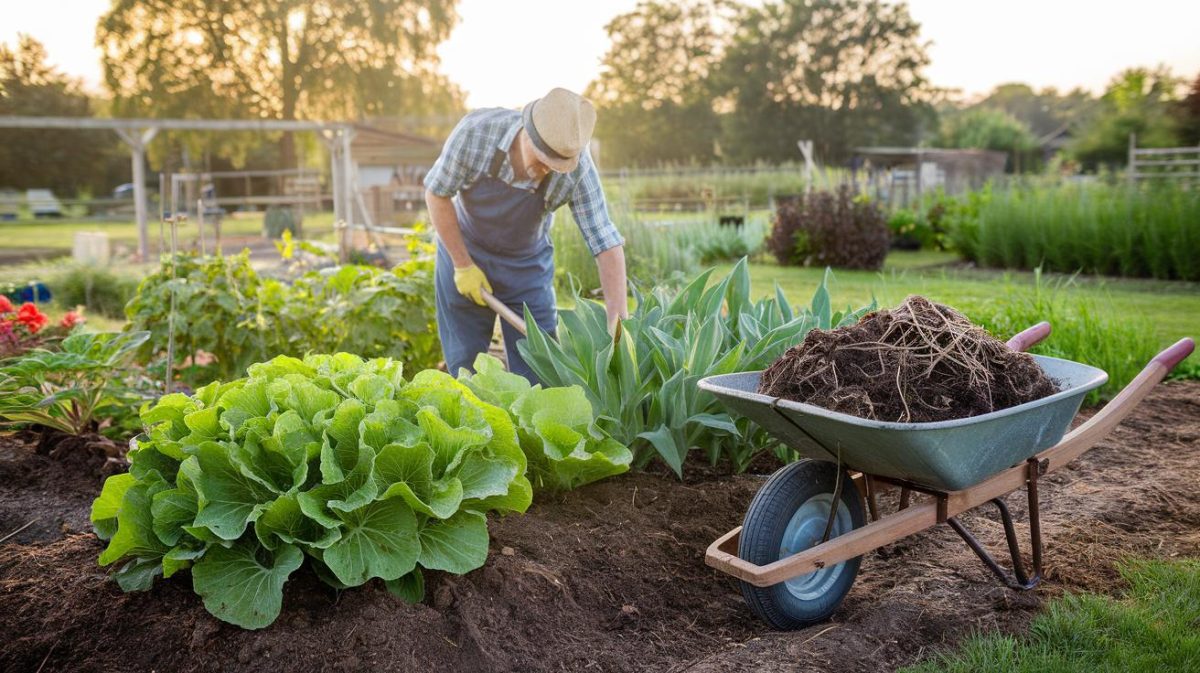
xmin=424 ymin=108 xmax=624 ymax=256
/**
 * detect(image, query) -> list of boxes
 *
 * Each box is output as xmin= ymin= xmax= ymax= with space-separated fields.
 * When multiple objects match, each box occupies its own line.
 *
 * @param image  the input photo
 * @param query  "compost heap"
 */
xmin=758 ymin=296 xmax=1059 ymax=423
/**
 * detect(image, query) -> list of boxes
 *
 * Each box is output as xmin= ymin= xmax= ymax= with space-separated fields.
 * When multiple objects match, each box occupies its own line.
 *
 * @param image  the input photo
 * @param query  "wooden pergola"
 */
xmin=0 ymin=116 xmax=362 ymax=259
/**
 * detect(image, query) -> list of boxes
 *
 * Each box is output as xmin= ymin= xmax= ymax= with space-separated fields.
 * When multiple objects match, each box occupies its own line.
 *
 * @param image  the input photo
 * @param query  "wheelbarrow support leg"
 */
xmin=945 ymin=458 xmax=1044 ymax=591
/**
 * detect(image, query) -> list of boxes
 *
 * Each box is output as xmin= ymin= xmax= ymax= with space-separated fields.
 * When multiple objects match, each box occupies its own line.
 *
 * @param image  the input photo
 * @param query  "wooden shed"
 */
xmin=351 ymin=121 xmax=442 ymax=227
xmin=852 ymin=147 xmax=1007 ymax=207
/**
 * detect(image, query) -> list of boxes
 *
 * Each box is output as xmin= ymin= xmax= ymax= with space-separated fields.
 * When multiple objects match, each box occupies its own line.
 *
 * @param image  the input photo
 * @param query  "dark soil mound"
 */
xmin=1 ymin=382 xmax=1197 ymax=673
xmin=759 ymin=296 xmax=1059 ymax=422
xmin=0 ymin=431 xmax=122 ymax=545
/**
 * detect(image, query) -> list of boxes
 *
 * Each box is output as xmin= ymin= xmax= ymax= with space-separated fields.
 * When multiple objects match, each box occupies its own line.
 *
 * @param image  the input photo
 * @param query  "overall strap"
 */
xmin=534 ymin=172 xmax=552 ymax=203
xmin=489 ymin=145 xmax=551 ymax=208
xmin=488 ymin=148 xmax=506 ymax=178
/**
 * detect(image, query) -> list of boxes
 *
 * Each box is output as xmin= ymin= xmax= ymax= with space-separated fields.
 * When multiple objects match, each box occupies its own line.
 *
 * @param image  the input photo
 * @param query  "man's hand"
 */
xmin=454 ymin=264 xmax=493 ymax=306
xmin=607 ymin=313 xmax=624 ymax=339
xmin=597 ymin=245 xmax=629 ymax=338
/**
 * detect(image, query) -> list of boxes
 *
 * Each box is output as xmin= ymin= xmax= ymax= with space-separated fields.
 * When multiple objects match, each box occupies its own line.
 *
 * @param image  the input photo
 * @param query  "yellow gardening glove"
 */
xmin=453 ymin=264 xmax=492 ymax=306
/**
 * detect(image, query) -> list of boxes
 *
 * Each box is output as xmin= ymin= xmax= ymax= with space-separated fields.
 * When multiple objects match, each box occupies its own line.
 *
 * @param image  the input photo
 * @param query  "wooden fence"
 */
xmin=1128 ymin=134 xmax=1200 ymax=182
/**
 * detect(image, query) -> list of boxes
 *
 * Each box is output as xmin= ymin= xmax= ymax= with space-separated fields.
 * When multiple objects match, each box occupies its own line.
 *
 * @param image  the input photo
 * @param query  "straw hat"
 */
xmin=522 ymin=88 xmax=596 ymax=173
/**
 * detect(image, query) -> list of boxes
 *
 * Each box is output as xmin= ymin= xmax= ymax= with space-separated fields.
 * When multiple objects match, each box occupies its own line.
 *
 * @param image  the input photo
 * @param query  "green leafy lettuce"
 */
xmin=458 ymin=354 xmax=632 ymax=491
xmin=92 ymin=352 xmax=531 ymax=629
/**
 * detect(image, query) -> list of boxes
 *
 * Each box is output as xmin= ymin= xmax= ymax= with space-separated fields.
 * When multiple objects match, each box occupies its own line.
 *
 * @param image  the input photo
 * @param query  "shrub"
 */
xmin=92 ymin=353 xmax=534 ymax=629
xmin=768 ymin=186 xmax=890 ymax=270
xmin=688 ymin=217 xmax=768 ymax=264
xmin=519 ymin=259 xmax=874 ymax=474
xmin=950 ymin=180 xmax=1200 ymax=281
xmin=887 ymin=209 xmax=923 ymax=250
xmin=125 ymin=250 xmax=272 ymax=382
xmin=281 ymin=255 xmax=440 ymax=373
xmin=54 ymin=264 xmax=139 ymax=319
xmin=263 ymin=207 xmax=299 ymax=239
xmin=126 ymin=245 xmax=440 ymax=385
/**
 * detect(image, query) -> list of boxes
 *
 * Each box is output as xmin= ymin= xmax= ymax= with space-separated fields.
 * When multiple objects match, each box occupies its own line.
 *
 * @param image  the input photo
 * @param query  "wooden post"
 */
xmin=341 ymin=127 xmax=357 ymax=262
xmin=115 ymin=126 xmax=159 ymax=260
xmin=197 ymin=199 xmax=206 ymax=255
xmin=1128 ymin=133 xmax=1136 ymax=183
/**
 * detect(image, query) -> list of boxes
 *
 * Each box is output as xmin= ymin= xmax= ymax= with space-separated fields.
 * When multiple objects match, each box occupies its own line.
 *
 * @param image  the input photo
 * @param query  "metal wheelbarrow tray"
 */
xmin=697 ymin=322 xmax=1196 ymax=630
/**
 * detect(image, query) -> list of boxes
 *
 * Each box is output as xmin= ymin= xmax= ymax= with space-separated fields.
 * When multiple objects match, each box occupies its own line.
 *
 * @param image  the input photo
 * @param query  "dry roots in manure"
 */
xmin=758 ymin=296 xmax=1059 ymax=422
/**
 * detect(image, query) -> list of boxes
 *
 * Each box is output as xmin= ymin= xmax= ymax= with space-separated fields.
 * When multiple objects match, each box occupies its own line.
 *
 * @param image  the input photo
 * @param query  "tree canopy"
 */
xmin=587 ymin=0 xmax=935 ymax=166
xmin=0 ymin=35 xmax=123 ymax=196
xmin=1070 ymin=67 xmax=1182 ymax=167
xmin=586 ymin=0 xmax=736 ymax=166
xmin=97 ymin=0 xmax=466 ymax=166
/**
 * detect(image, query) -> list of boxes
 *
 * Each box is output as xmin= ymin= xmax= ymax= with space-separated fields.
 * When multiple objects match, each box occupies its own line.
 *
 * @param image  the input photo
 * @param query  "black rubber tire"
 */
xmin=737 ymin=459 xmax=866 ymax=630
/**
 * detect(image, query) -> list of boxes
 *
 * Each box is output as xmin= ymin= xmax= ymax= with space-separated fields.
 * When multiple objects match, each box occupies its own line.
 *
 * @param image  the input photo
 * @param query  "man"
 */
xmin=424 ymin=87 xmax=628 ymax=383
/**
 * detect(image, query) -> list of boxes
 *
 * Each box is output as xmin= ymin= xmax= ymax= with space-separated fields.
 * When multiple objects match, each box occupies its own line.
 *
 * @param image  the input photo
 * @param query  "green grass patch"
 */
xmin=902 ymin=558 xmax=1200 ymax=673
xmin=735 ymin=254 xmax=1199 ymax=351
xmin=0 ymin=211 xmax=336 ymax=254
xmin=725 ymin=253 xmax=1200 ymax=398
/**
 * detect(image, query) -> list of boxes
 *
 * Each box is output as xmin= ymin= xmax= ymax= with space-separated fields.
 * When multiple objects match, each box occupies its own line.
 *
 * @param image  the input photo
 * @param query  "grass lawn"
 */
xmin=901 ymin=559 xmax=1200 ymax=673
xmin=717 ymin=251 xmax=1200 ymax=351
xmin=0 ymin=211 xmax=337 ymax=257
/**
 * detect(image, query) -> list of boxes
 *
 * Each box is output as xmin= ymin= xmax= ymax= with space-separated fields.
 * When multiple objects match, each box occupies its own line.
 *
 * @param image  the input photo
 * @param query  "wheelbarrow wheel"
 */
xmin=737 ymin=459 xmax=865 ymax=630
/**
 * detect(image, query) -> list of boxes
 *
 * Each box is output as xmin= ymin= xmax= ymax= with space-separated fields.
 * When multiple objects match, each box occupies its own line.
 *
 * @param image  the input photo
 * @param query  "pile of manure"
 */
xmin=758 ymin=296 xmax=1059 ymax=422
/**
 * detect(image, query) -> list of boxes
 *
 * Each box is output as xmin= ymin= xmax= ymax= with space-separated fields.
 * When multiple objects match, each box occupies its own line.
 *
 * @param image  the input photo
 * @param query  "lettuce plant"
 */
xmin=518 ymin=259 xmax=873 ymax=475
xmin=92 ymin=352 xmax=532 ymax=629
xmin=458 ymin=354 xmax=631 ymax=491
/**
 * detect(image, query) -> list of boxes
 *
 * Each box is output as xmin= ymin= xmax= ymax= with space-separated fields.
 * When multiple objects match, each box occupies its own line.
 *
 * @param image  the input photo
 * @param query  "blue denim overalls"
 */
xmin=434 ymin=147 xmax=557 ymax=383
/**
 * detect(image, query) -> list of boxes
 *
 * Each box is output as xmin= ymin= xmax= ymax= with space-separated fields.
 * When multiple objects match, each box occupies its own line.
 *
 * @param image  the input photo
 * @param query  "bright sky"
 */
xmin=3 ymin=0 xmax=1199 ymax=109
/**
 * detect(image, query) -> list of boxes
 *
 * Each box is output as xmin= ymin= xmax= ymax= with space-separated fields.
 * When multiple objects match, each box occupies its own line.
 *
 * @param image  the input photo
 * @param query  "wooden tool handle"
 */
xmin=481 ymin=290 xmax=527 ymax=336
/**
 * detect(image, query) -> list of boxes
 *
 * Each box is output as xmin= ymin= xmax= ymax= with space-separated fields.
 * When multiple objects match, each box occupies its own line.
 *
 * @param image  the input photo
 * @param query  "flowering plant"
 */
xmin=0 ymin=300 xmax=78 ymax=358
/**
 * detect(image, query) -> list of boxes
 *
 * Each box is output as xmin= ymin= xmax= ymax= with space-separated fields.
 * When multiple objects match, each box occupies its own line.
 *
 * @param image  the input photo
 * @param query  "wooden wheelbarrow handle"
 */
xmin=1006 ymin=321 xmax=1051 ymax=352
xmin=481 ymin=289 xmax=527 ymax=336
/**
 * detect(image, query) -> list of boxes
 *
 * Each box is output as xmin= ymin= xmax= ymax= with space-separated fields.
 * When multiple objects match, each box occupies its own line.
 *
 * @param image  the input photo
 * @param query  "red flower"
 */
xmin=60 ymin=311 xmax=85 ymax=329
xmin=16 ymin=302 xmax=48 ymax=333
xmin=0 ymin=296 xmax=13 ymax=314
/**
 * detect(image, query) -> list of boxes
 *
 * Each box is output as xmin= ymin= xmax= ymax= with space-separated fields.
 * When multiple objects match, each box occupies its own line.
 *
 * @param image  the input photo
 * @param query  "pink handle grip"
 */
xmin=1006 ymin=322 xmax=1052 ymax=352
xmin=1153 ymin=338 xmax=1195 ymax=371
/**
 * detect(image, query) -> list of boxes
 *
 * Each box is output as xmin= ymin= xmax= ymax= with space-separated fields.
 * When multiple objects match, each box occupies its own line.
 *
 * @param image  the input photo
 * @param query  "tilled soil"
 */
xmin=1 ymin=381 xmax=1197 ymax=673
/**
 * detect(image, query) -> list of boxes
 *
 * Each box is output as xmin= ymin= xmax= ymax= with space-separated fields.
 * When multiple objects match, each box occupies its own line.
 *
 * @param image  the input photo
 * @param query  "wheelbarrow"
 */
xmin=697 ymin=323 xmax=1195 ymax=630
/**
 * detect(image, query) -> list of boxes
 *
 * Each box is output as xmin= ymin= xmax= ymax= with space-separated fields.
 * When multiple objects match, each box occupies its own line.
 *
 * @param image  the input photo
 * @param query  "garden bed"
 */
xmin=2 ymin=381 xmax=1198 ymax=673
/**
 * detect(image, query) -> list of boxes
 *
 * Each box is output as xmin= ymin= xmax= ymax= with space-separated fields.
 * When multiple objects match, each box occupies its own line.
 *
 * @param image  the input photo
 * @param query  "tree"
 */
xmin=716 ymin=0 xmax=934 ymax=164
xmin=938 ymin=108 xmax=1038 ymax=172
xmin=973 ymin=83 xmax=1094 ymax=139
xmin=1070 ymin=67 xmax=1181 ymax=168
xmin=97 ymin=0 xmax=465 ymax=167
xmin=586 ymin=0 xmax=736 ymax=166
xmin=1177 ymin=73 xmax=1200 ymax=146
xmin=0 ymin=35 xmax=124 ymax=197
